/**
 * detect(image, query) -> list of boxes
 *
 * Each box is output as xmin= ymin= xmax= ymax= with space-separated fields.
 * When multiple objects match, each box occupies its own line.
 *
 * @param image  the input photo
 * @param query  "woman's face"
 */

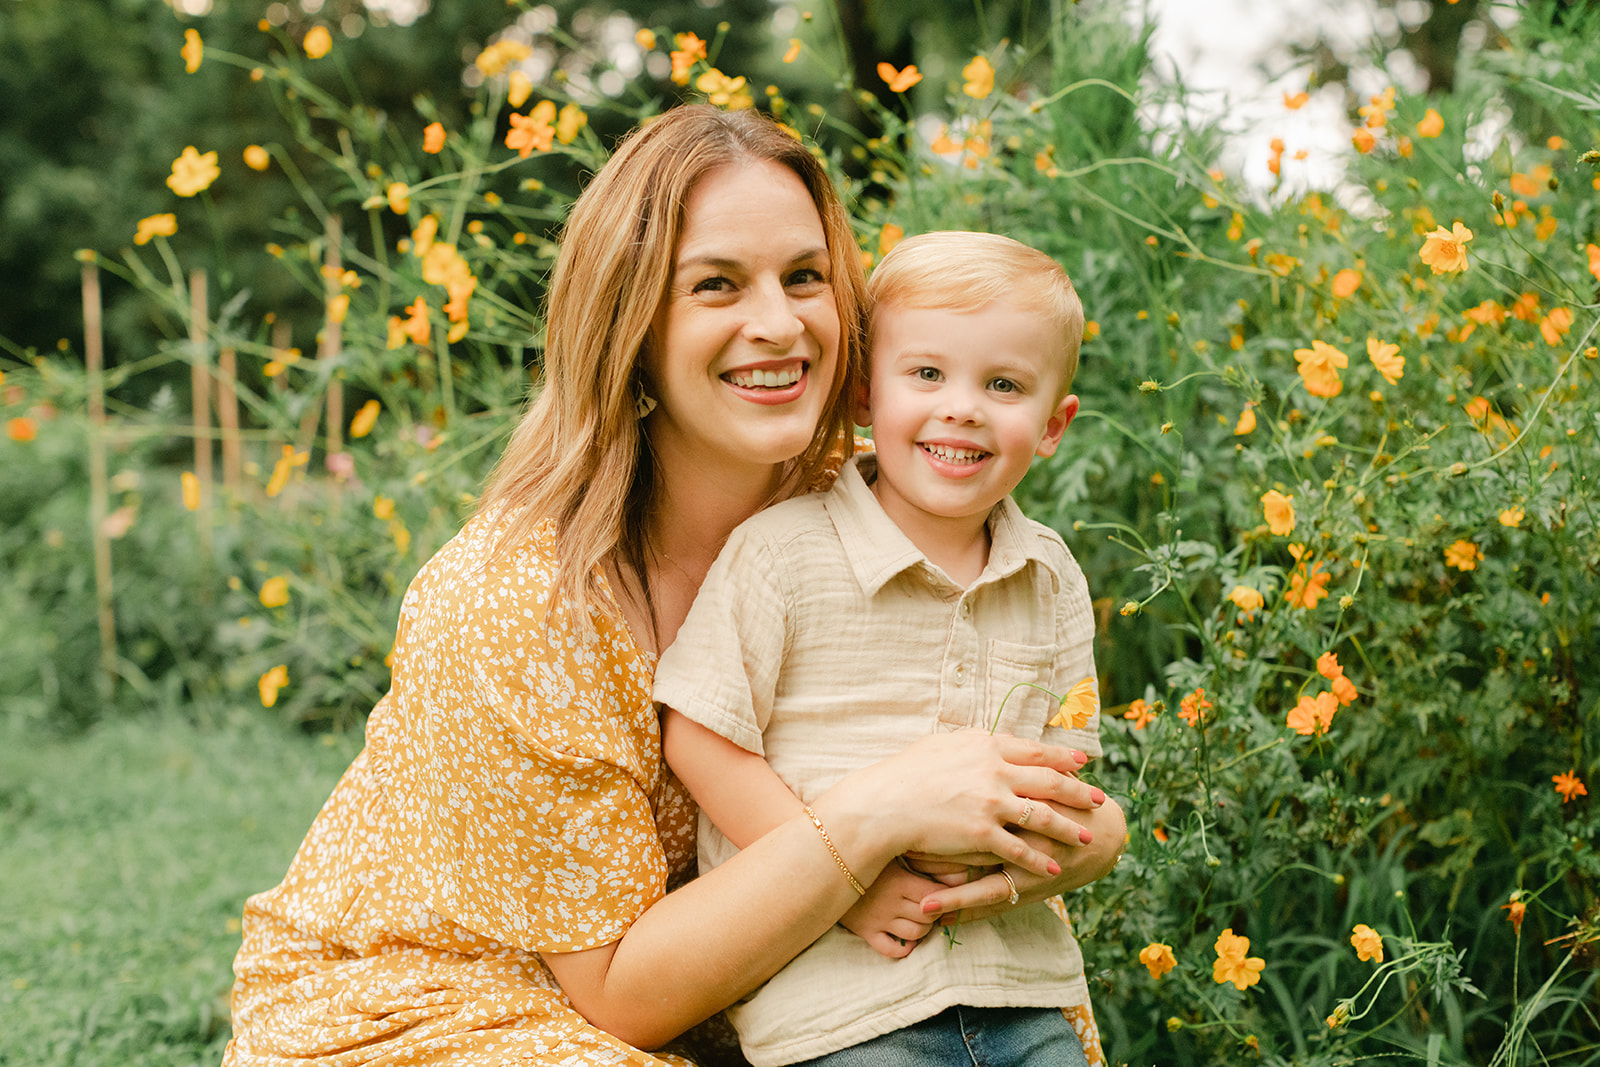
xmin=645 ymin=160 xmax=841 ymax=488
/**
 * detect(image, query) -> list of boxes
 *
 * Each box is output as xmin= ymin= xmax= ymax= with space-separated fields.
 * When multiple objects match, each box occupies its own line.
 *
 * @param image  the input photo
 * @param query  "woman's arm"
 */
xmin=541 ymin=729 xmax=1095 ymax=1050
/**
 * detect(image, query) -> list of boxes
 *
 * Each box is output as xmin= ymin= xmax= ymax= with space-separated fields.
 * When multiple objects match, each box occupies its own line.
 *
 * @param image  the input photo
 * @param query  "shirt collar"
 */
xmin=824 ymin=453 xmax=1067 ymax=597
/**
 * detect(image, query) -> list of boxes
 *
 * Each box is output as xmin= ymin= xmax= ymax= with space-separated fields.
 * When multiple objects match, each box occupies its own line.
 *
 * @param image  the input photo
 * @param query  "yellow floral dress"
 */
xmin=226 ymin=507 xmax=724 ymax=1066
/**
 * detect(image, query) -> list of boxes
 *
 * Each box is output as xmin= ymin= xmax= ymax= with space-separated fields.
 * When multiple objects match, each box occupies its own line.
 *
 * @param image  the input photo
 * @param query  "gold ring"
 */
xmin=1018 ymin=801 xmax=1035 ymax=828
xmin=999 ymin=869 xmax=1019 ymax=905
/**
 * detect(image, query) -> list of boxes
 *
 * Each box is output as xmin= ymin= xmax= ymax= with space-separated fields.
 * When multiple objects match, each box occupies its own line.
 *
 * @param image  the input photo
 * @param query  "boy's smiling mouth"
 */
xmin=920 ymin=443 xmax=990 ymax=465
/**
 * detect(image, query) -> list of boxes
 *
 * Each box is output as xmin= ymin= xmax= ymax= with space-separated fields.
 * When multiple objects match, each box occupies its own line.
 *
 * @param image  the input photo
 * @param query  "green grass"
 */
xmin=0 ymin=713 xmax=360 ymax=1066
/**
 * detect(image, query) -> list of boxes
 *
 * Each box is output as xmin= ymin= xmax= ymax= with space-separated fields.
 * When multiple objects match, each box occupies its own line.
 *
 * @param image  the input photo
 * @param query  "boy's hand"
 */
xmin=839 ymin=863 xmax=943 ymax=958
xmin=900 ymin=854 xmax=997 ymax=887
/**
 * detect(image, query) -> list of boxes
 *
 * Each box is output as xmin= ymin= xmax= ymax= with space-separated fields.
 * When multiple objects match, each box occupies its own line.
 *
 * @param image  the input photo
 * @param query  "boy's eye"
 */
xmin=990 ymin=378 xmax=1019 ymax=394
xmin=916 ymin=366 xmax=942 ymax=382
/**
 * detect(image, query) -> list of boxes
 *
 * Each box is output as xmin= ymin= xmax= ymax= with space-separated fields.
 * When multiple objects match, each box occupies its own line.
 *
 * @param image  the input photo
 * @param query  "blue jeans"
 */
xmin=789 ymin=1006 xmax=1090 ymax=1067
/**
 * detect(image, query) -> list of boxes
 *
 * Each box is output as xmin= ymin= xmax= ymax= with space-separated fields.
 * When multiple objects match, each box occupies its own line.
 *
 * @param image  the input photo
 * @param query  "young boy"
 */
xmin=654 ymin=231 xmax=1108 ymax=1067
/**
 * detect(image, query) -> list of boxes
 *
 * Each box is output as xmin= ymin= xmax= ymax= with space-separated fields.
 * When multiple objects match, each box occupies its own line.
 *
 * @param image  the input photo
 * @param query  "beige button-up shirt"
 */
xmin=654 ymin=454 xmax=1102 ymax=1066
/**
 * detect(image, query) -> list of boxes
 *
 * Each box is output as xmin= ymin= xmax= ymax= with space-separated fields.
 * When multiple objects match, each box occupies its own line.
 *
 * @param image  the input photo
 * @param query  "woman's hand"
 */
xmin=917 ymin=795 xmax=1127 ymax=925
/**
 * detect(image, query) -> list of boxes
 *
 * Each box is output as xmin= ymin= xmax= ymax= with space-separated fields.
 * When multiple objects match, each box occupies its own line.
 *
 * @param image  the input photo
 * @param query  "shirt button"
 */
xmin=960 ymin=601 xmax=972 ymax=618
xmin=953 ymin=663 xmax=966 ymax=686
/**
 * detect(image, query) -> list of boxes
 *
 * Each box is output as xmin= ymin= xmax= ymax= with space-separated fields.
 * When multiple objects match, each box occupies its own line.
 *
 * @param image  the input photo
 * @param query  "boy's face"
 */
xmin=858 ymin=298 xmax=1078 ymax=532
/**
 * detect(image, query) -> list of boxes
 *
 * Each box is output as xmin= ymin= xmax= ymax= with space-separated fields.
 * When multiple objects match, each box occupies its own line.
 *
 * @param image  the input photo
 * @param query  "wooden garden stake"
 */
xmin=321 ymin=215 xmax=344 ymax=457
xmin=189 ymin=269 xmax=213 ymax=554
xmin=83 ymin=263 xmax=117 ymax=701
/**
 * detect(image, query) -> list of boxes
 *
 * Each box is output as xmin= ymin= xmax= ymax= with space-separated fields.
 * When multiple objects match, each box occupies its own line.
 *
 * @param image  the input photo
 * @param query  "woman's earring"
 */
xmin=635 ymin=381 xmax=657 ymax=419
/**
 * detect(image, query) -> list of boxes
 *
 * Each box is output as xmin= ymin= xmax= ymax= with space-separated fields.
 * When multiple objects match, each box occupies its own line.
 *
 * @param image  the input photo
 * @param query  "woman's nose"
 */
xmin=742 ymin=279 xmax=805 ymax=349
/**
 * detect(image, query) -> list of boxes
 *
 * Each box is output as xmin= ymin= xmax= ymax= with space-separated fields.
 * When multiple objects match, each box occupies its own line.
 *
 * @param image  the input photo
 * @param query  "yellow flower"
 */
xmin=327 ymin=293 xmax=349 ymax=324
xmin=303 ymin=25 xmax=333 ymax=59
xmin=391 ymin=297 xmax=431 ymax=347
xmin=962 ymin=55 xmax=995 ymax=99
xmin=1351 ymin=127 xmax=1377 ymax=154
xmin=373 ymin=495 xmax=395 ymax=521
xmin=166 ymin=146 xmax=220 ymax=197
xmin=259 ymin=664 xmax=289 ymax=708
xmin=1049 ymin=677 xmax=1098 ymax=730
xmin=670 ymin=32 xmax=707 ymax=85
xmin=1510 ymin=165 xmax=1551 ymax=198
xmin=1444 ymin=540 xmax=1480 ymax=571
xmin=1294 ymin=339 xmax=1348 ymax=398
xmin=1351 ymin=924 xmax=1384 ymax=963
xmin=1261 ymin=489 xmax=1295 ymax=536
xmin=1418 ymin=221 xmax=1472 ymax=274
xmin=1140 ymin=942 xmax=1176 ymax=979
xmin=243 ymin=144 xmax=271 ymax=171
xmin=1539 ymin=307 xmax=1573 ymax=346
xmin=879 ymin=223 xmax=904 ymax=256
xmin=349 ymin=399 xmax=380 ymax=439
xmin=386 ymin=182 xmax=410 ymax=214
xmin=1212 ymin=929 xmax=1265 ymax=990
xmin=1587 ymin=243 xmax=1600 ymax=282
xmin=1228 ymin=585 xmax=1265 ymax=615
xmin=636 ymin=28 xmax=657 ymax=50
xmin=259 ymin=576 xmax=290 ymax=608
xmin=181 ymin=28 xmax=203 ymax=73
xmin=1285 ymin=563 xmax=1331 ymax=610
xmin=1499 ymin=506 xmax=1524 ymax=528
xmin=877 ymin=62 xmax=922 ymax=93
xmin=1283 ymin=91 xmax=1309 ymax=109
xmin=474 ymin=38 xmax=530 ymax=76
xmin=556 ymin=102 xmax=588 ymax=144
xmin=783 ymin=38 xmax=801 ymax=63
xmin=508 ymin=70 xmax=533 ymax=108
xmin=264 ymin=445 xmax=308 ymax=498
xmin=1330 ymin=268 xmax=1362 ymax=299
xmin=696 ymin=68 xmax=752 ymax=109
xmin=506 ymin=100 xmax=557 ymax=156
xmin=180 ymin=471 xmax=201 ymax=510
xmin=1367 ymin=337 xmax=1404 ymax=384
xmin=423 ymin=122 xmax=446 ymax=154
xmin=1233 ymin=405 xmax=1256 ymax=435
xmin=134 ymin=213 xmax=177 ymax=246
xmin=1416 ymin=108 xmax=1444 ymax=138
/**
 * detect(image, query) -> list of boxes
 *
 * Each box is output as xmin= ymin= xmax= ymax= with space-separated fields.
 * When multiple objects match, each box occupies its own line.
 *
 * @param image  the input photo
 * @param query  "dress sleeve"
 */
xmin=376 ymin=519 xmax=671 ymax=954
xmin=652 ymin=522 xmax=790 ymax=756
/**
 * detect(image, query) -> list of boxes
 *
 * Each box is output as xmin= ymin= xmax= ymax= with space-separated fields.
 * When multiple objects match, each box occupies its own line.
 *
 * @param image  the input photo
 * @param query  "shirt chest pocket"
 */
xmin=983 ymin=639 xmax=1060 ymax=737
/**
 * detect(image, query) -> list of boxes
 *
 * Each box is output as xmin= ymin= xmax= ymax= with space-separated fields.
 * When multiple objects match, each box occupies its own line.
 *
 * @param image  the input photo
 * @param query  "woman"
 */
xmin=225 ymin=105 xmax=1124 ymax=1066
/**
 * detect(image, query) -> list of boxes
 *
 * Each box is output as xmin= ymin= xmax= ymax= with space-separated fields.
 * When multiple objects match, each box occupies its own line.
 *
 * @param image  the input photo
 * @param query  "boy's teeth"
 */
xmin=923 ymin=444 xmax=986 ymax=464
xmin=727 ymin=366 xmax=803 ymax=388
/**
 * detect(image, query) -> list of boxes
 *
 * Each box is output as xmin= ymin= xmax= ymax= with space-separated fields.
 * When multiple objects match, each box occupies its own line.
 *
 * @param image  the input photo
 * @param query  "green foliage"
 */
xmin=2 ymin=1 xmax=1597 ymax=1064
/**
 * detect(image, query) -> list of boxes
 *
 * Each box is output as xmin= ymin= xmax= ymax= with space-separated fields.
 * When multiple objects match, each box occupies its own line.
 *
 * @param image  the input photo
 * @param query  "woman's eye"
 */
xmin=787 ymin=268 xmax=827 ymax=288
xmin=916 ymin=367 xmax=942 ymax=382
xmin=691 ymin=276 xmax=733 ymax=295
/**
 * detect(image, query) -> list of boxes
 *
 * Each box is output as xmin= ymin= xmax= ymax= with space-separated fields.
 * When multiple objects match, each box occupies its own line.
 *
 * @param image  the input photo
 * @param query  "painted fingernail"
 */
xmin=922 ymin=899 xmax=941 ymax=914
xmin=1079 ymin=827 xmax=1094 ymax=844
xmin=1071 ymin=750 xmax=1088 ymax=763
xmin=1090 ymin=787 xmax=1106 ymax=805
xmin=1048 ymin=860 xmax=1061 ymax=875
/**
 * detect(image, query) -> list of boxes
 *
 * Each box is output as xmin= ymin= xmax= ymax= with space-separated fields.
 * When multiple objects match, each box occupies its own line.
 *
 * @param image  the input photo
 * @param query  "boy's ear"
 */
xmin=1034 ymin=394 xmax=1079 ymax=458
xmin=853 ymin=381 xmax=873 ymax=427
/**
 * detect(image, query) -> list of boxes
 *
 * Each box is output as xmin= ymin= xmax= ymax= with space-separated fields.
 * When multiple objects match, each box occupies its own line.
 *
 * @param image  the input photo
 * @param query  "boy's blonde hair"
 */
xmin=867 ymin=231 xmax=1084 ymax=392
xmin=480 ymin=106 xmax=867 ymax=624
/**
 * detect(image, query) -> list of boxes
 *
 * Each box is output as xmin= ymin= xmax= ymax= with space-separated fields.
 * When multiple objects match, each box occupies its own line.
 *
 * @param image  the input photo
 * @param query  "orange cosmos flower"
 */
xmin=259 ymin=664 xmax=289 ymax=708
xmin=1261 ymin=489 xmax=1295 ymax=536
xmin=1553 ymin=770 xmax=1588 ymax=803
xmin=877 ymin=62 xmax=922 ymax=93
xmin=182 ymin=28 xmax=203 ymax=73
xmin=134 ymin=213 xmax=177 ymax=246
xmin=1294 ymin=339 xmax=1348 ymax=398
xmin=507 ymin=101 xmax=557 ymax=156
xmin=423 ymin=122 xmax=446 ymax=154
xmin=670 ymin=32 xmax=706 ymax=84
xmin=1350 ymin=924 xmax=1384 ymax=962
xmin=1123 ymin=699 xmax=1156 ymax=730
xmin=1229 ymin=585 xmax=1265 ymax=615
xmin=878 ymin=223 xmax=904 ymax=256
xmin=1503 ymin=896 xmax=1526 ymax=934
xmin=1285 ymin=563 xmax=1330 ymax=610
xmin=1540 ymin=307 xmax=1573 ymax=346
xmin=1283 ymin=91 xmax=1309 ymax=109
xmin=962 ymin=55 xmax=995 ymax=99
xmin=7 ymin=416 xmax=37 ymax=442
xmin=1050 ymin=677 xmax=1099 ymax=730
xmin=1331 ymin=674 xmax=1358 ymax=706
xmin=1418 ymin=221 xmax=1472 ymax=274
xmin=1509 ymin=165 xmax=1551 ymax=198
xmin=556 ymin=102 xmax=589 ymax=143
xmin=243 ymin=144 xmax=271 ymax=171
xmin=1464 ymin=300 xmax=1507 ymax=326
xmin=1330 ymin=268 xmax=1362 ymax=299
xmin=1351 ymin=127 xmax=1377 ymax=154
xmin=1212 ymin=929 xmax=1265 ymax=990
xmin=1416 ymin=108 xmax=1444 ymax=138
xmin=1367 ymin=337 xmax=1403 ymax=384
xmin=1317 ymin=651 xmax=1343 ymax=680
xmin=1234 ymin=405 xmax=1256 ymax=435
xmin=1140 ymin=942 xmax=1177 ymax=979
xmin=1444 ymin=540 xmax=1480 ymax=571
xmin=349 ymin=399 xmax=380 ymax=439
xmin=1511 ymin=292 xmax=1542 ymax=322
xmin=1178 ymin=688 xmax=1211 ymax=727
xmin=167 ymin=146 xmax=220 ymax=197
xmin=302 ymin=25 xmax=332 ymax=59
xmin=475 ymin=38 xmax=531 ymax=76
xmin=1286 ymin=691 xmax=1338 ymax=736
xmin=1587 ymin=243 xmax=1600 ymax=282
xmin=1499 ymin=506 xmax=1524 ymax=528
xmin=264 ymin=445 xmax=308 ymax=497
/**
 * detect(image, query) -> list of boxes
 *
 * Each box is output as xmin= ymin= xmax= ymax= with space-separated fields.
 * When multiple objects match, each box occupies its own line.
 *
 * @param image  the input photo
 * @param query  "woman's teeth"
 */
xmin=922 ymin=444 xmax=987 ymax=464
xmin=726 ymin=365 xmax=804 ymax=388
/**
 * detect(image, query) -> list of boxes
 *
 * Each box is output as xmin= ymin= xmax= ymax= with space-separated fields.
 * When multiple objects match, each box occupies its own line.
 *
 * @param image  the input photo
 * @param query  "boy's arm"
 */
xmin=661 ymin=708 xmax=801 ymax=850
xmin=662 ymin=708 xmax=942 ymax=958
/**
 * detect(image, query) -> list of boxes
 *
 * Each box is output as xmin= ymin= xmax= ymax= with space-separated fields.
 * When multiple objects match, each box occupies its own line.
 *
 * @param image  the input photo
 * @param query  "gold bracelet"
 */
xmin=802 ymin=806 xmax=865 ymax=895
